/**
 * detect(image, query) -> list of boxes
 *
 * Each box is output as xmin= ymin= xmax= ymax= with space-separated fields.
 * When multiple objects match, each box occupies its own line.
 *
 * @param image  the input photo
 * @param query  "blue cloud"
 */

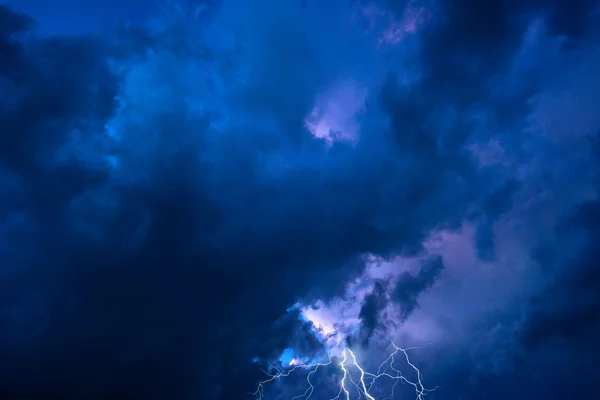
xmin=1 ymin=1 xmax=600 ymax=399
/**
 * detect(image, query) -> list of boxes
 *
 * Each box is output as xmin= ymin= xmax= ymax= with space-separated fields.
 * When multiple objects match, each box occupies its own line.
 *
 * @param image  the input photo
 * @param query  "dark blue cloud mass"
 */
xmin=1 ymin=0 xmax=600 ymax=399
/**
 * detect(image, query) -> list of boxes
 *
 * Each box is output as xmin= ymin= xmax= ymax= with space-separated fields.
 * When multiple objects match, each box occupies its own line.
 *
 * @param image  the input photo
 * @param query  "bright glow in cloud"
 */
xmin=305 ymin=80 xmax=367 ymax=144
xmin=279 ymin=348 xmax=296 ymax=365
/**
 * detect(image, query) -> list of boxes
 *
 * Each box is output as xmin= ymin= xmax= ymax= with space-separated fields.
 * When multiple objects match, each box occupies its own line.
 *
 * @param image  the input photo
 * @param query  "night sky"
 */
xmin=1 ymin=0 xmax=600 ymax=399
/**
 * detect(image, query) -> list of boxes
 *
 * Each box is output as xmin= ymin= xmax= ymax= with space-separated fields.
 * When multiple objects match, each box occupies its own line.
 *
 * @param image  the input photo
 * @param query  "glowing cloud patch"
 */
xmin=279 ymin=348 xmax=296 ymax=365
xmin=304 ymin=80 xmax=367 ymax=144
xmin=289 ymin=358 xmax=304 ymax=366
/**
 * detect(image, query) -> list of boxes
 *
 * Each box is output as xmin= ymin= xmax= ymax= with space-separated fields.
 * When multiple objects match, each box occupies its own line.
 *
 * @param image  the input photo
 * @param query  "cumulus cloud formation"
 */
xmin=1 ymin=0 xmax=599 ymax=399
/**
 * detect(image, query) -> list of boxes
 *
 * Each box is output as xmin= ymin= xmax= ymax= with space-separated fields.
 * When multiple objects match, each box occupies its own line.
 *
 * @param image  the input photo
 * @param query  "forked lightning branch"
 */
xmin=250 ymin=343 xmax=439 ymax=400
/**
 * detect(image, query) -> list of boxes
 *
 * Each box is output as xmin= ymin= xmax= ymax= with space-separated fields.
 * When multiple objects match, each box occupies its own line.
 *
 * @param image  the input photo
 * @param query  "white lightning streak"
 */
xmin=250 ymin=343 xmax=439 ymax=400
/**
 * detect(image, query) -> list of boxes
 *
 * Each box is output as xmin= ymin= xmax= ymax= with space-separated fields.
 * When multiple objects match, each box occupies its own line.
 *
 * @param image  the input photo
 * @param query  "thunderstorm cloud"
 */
xmin=0 ymin=0 xmax=599 ymax=399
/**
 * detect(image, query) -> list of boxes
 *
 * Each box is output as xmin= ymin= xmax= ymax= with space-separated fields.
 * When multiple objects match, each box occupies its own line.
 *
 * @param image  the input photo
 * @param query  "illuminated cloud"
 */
xmin=304 ymin=80 xmax=367 ymax=144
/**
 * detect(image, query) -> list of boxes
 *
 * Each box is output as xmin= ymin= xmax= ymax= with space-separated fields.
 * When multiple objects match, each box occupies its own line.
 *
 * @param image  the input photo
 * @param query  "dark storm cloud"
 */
xmin=364 ymin=2 xmax=599 ymax=397
xmin=375 ymin=0 xmax=598 ymax=262
xmin=428 ymin=191 xmax=600 ymax=399
xmin=392 ymin=256 xmax=444 ymax=320
xmin=0 ymin=4 xmax=33 ymax=40
xmin=354 ymin=257 xmax=445 ymax=348
xmin=0 ymin=5 xmax=118 ymax=231
xmin=475 ymin=179 xmax=522 ymax=261
xmin=373 ymin=0 xmax=534 ymax=259
xmin=428 ymin=39 xmax=599 ymax=400
xmin=1 ymin=0 xmax=600 ymax=399
xmin=0 ymin=2 xmax=480 ymax=398
xmin=519 ymin=128 xmax=600 ymax=353
xmin=357 ymin=280 xmax=389 ymax=347
xmin=522 ymin=201 xmax=600 ymax=348
xmin=382 ymin=0 xmax=597 ymax=137
xmin=0 ymin=4 xmax=307 ymax=399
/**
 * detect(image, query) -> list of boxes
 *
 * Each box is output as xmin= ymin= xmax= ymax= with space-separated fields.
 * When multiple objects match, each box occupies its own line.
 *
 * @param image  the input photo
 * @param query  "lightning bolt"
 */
xmin=250 ymin=343 xmax=439 ymax=400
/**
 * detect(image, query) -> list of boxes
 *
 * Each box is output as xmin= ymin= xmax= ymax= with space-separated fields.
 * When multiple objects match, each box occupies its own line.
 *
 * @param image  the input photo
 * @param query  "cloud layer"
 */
xmin=1 ymin=0 xmax=600 ymax=399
